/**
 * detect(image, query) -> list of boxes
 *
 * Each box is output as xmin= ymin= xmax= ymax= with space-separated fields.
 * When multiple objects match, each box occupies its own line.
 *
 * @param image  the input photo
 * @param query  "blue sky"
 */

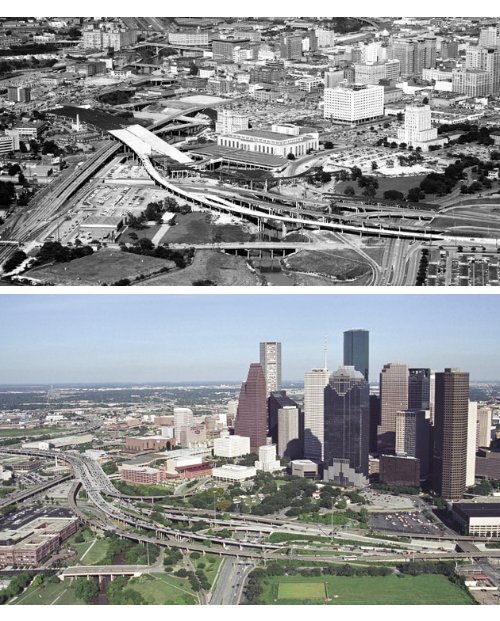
xmin=0 ymin=293 xmax=498 ymax=384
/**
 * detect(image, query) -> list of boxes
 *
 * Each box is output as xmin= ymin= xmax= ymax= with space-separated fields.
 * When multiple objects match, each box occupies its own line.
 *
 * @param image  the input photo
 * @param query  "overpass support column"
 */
xmin=281 ymin=222 xmax=287 ymax=239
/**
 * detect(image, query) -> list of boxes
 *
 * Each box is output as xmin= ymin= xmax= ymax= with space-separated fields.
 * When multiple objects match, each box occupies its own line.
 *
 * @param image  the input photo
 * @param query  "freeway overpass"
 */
xmin=60 ymin=565 xmax=148 ymax=581
xmin=0 ymin=474 xmax=73 ymax=509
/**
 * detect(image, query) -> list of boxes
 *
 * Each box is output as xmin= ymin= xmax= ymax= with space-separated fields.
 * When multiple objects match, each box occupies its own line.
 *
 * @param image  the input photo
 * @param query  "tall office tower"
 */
xmin=260 ymin=342 xmax=282 ymax=394
xmin=391 ymin=40 xmax=416 ymax=76
xmin=7 ymin=86 xmax=31 ymax=103
xmin=452 ymin=69 xmax=492 ymax=97
xmin=369 ymin=394 xmax=381 ymax=453
xmin=378 ymin=363 xmax=408 ymax=454
xmin=429 ymin=371 xmax=436 ymax=424
xmin=343 ymin=329 xmax=369 ymax=381
xmin=465 ymin=45 xmax=500 ymax=94
xmin=390 ymin=38 xmax=435 ymax=76
xmin=268 ymin=390 xmax=297 ymax=444
xmin=173 ymin=407 xmax=193 ymax=441
xmin=234 ymin=363 xmax=268 ymax=453
xmin=466 ymin=401 xmax=478 ymax=487
xmin=408 ymin=368 xmax=431 ymax=410
xmin=395 ymin=409 xmax=432 ymax=479
xmin=432 ymin=368 xmax=469 ymax=500
xmin=477 ymin=406 xmax=493 ymax=449
xmin=277 ymin=405 xmax=302 ymax=459
xmin=303 ymin=368 xmax=330 ymax=461
xmin=323 ymin=367 xmax=370 ymax=486
xmin=479 ymin=26 xmax=500 ymax=47
xmin=324 ymin=69 xmax=346 ymax=88
xmin=280 ymin=34 xmax=303 ymax=60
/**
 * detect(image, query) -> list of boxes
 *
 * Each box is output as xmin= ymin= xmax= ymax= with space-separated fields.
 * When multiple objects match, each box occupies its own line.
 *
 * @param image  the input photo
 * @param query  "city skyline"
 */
xmin=1 ymin=293 xmax=500 ymax=383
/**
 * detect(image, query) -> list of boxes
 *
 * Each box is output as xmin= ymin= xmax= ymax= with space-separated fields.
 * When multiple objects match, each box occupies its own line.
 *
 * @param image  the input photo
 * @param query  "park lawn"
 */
xmin=278 ymin=582 xmax=326 ymax=600
xmin=13 ymin=581 xmax=84 ymax=605
xmin=261 ymin=574 xmax=474 ymax=605
xmin=192 ymin=553 xmax=223 ymax=587
xmin=286 ymin=249 xmax=372 ymax=283
xmin=78 ymin=537 xmax=110 ymax=565
xmin=126 ymin=573 xmax=196 ymax=605
xmin=0 ymin=427 xmax=68 ymax=438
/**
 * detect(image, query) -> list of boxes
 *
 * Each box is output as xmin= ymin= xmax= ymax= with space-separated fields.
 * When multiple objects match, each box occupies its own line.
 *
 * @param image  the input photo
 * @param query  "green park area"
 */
xmin=261 ymin=574 xmax=475 ymax=605
xmin=126 ymin=573 xmax=197 ymax=605
xmin=12 ymin=579 xmax=85 ymax=605
xmin=190 ymin=553 xmax=223 ymax=588
xmin=0 ymin=426 xmax=68 ymax=438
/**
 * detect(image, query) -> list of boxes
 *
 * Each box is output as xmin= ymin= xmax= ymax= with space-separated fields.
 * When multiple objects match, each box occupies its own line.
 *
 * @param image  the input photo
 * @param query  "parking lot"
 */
xmin=369 ymin=510 xmax=447 ymax=535
xmin=363 ymin=489 xmax=417 ymax=510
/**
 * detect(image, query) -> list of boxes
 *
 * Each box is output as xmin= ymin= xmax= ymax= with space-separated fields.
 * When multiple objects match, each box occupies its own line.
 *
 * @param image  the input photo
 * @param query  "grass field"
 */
xmin=278 ymin=582 xmax=326 ymax=601
xmin=136 ymin=250 xmax=258 ymax=286
xmin=286 ymin=249 xmax=373 ymax=283
xmin=25 ymin=249 xmax=173 ymax=286
xmin=67 ymin=531 xmax=110 ymax=566
xmin=335 ymin=175 xmax=427 ymax=199
xmin=192 ymin=553 xmax=223 ymax=588
xmin=126 ymin=573 xmax=196 ymax=605
xmin=163 ymin=212 xmax=250 ymax=244
xmin=261 ymin=574 xmax=474 ymax=605
xmin=12 ymin=581 xmax=84 ymax=605
xmin=0 ymin=426 xmax=69 ymax=438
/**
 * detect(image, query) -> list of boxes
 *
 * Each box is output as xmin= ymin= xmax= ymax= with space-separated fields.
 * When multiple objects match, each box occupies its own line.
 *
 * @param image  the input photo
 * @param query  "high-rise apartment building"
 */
xmin=323 ymin=84 xmax=384 ymax=124
xmin=259 ymin=341 xmax=281 ymax=394
xmin=378 ymin=363 xmax=408 ymax=454
xmin=408 ymin=368 xmax=431 ymax=410
xmin=343 ymin=329 xmax=369 ymax=381
xmin=303 ymin=368 xmax=330 ymax=461
xmin=432 ymin=368 xmax=469 ymax=500
xmin=323 ymin=367 xmax=370 ymax=486
xmin=234 ymin=363 xmax=268 ymax=453
xmin=395 ymin=409 xmax=432 ymax=479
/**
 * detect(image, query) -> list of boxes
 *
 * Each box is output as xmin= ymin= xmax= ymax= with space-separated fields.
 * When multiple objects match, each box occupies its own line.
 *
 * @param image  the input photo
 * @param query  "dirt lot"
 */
xmin=136 ymin=250 xmax=259 ymax=286
xmin=163 ymin=213 xmax=251 ymax=244
xmin=24 ymin=249 xmax=173 ymax=285
xmin=285 ymin=249 xmax=373 ymax=283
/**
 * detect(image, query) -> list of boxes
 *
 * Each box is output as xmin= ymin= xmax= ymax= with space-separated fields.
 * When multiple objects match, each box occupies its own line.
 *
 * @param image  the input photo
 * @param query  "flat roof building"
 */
xmin=213 ymin=434 xmax=251 ymax=458
xmin=212 ymin=464 xmax=256 ymax=481
xmin=323 ymin=84 xmax=384 ymax=124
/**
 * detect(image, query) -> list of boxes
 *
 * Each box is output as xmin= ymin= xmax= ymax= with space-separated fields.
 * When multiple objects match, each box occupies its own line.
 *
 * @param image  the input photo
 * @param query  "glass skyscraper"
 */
xmin=343 ymin=329 xmax=369 ymax=381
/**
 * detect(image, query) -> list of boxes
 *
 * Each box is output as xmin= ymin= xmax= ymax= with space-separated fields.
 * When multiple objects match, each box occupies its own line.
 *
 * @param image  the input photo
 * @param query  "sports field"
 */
xmin=262 ymin=574 xmax=474 ymax=605
xmin=277 ymin=582 xmax=326 ymax=601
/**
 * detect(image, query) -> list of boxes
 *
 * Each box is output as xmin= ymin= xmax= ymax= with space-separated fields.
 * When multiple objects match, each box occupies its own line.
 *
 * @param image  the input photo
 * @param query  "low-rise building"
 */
xmin=212 ymin=464 xmax=256 ymax=481
xmin=452 ymin=501 xmax=500 ymax=537
xmin=213 ymin=434 xmax=251 ymax=458
xmin=290 ymin=459 xmax=318 ymax=478
xmin=124 ymin=436 xmax=174 ymax=453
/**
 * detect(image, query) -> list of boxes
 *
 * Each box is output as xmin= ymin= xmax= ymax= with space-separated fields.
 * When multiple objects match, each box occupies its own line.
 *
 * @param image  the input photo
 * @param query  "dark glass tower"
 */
xmin=323 ymin=366 xmax=370 ymax=485
xmin=432 ymin=368 xmax=469 ymax=500
xmin=234 ymin=363 xmax=268 ymax=453
xmin=343 ymin=329 xmax=369 ymax=381
xmin=408 ymin=368 xmax=431 ymax=410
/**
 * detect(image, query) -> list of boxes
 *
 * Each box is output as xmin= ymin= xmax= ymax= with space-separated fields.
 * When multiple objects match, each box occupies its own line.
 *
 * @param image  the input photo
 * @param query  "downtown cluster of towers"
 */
xmin=234 ymin=333 xmax=476 ymax=501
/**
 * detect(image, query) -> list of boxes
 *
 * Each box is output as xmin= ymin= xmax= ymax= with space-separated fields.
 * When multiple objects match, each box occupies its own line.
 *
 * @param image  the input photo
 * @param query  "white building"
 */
xmin=466 ymin=401 xmax=478 ymax=488
xmin=303 ymin=368 xmax=330 ymax=461
xmin=212 ymin=464 xmax=256 ymax=481
xmin=323 ymin=84 xmax=384 ymax=124
xmin=259 ymin=341 xmax=281 ymax=394
xmin=0 ymin=135 xmax=15 ymax=155
xmin=397 ymin=104 xmax=445 ymax=151
xmin=168 ymin=32 xmax=209 ymax=47
xmin=173 ymin=407 xmax=194 ymax=441
xmin=215 ymin=109 xmax=250 ymax=134
xmin=213 ymin=434 xmax=251 ymax=458
xmin=255 ymin=444 xmax=282 ymax=473
xmin=315 ymin=28 xmax=336 ymax=48
xmin=297 ymin=76 xmax=322 ymax=92
xmin=217 ymin=123 xmax=319 ymax=159
xmin=477 ymin=406 xmax=493 ymax=449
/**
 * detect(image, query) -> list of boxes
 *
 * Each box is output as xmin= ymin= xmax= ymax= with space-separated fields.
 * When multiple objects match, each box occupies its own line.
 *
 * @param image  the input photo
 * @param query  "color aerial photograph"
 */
xmin=1 ymin=15 xmax=500 ymax=286
xmin=0 ymin=293 xmax=499 ymax=607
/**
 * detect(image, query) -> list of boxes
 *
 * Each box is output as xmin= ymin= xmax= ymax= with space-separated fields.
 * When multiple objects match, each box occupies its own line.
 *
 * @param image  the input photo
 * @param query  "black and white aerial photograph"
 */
xmin=1 ymin=14 xmax=500 ymax=286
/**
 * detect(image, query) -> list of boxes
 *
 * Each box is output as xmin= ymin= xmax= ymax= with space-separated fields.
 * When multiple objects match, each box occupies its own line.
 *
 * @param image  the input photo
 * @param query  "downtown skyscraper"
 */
xmin=234 ymin=363 xmax=268 ymax=453
xmin=323 ymin=366 xmax=370 ymax=486
xmin=303 ymin=367 xmax=330 ymax=462
xmin=343 ymin=329 xmax=369 ymax=381
xmin=260 ymin=341 xmax=282 ymax=394
xmin=378 ymin=363 xmax=408 ymax=454
xmin=432 ymin=368 xmax=470 ymax=500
